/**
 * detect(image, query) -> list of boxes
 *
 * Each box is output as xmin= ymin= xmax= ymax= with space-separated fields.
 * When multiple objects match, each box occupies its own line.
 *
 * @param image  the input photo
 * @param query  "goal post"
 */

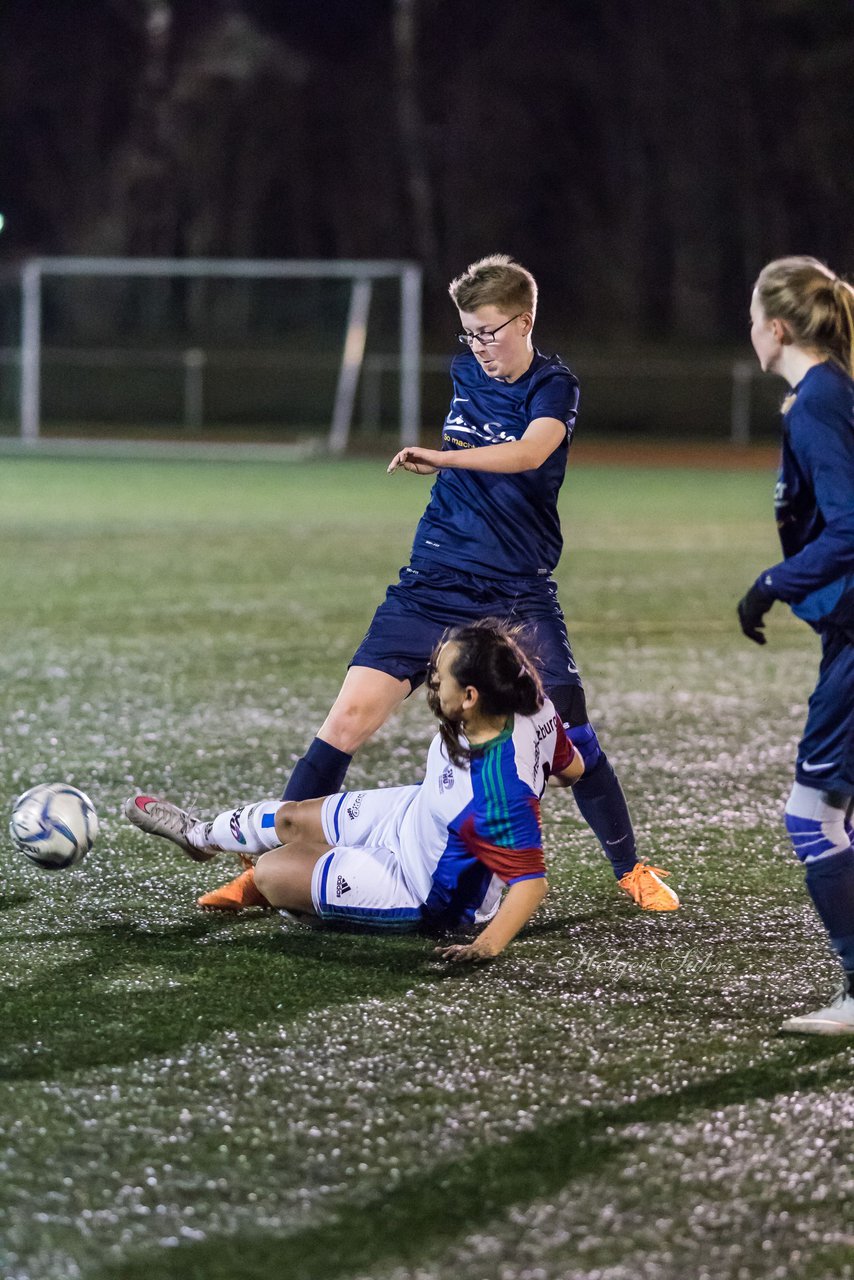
xmin=19 ymin=257 xmax=422 ymax=451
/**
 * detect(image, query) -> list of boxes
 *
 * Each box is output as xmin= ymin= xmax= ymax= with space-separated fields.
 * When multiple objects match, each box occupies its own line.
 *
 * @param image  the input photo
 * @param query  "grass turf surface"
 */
xmin=0 ymin=456 xmax=852 ymax=1280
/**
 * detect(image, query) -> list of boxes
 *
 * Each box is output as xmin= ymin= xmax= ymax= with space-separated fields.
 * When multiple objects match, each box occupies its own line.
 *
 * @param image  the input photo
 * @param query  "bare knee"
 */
xmin=254 ymin=851 xmax=292 ymax=908
xmin=255 ymin=846 xmax=317 ymax=914
xmin=274 ymin=797 xmax=326 ymax=845
xmin=274 ymin=800 xmax=300 ymax=844
xmin=254 ymin=850 xmax=283 ymax=901
xmin=319 ymin=697 xmax=380 ymax=754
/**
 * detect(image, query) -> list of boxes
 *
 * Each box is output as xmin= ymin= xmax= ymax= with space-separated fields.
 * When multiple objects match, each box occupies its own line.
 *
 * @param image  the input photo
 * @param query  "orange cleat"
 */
xmin=197 ymin=868 xmax=271 ymax=912
xmin=618 ymin=862 xmax=680 ymax=911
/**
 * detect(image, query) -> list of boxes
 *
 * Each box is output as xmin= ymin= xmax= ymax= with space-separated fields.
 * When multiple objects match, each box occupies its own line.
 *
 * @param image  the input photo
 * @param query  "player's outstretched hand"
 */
xmin=387 ymin=447 xmax=441 ymax=475
xmin=434 ymin=939 xmax=496 ymax=964
xmin=737 ymin=580 xmax=774 ymax=645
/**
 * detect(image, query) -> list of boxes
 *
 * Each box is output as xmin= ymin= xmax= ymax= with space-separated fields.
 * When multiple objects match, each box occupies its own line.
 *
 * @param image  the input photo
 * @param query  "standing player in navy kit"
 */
xmin=201 ymin=255 xmax=678 ymax=912
xmin=739 ymin=256 xmax=854 ymax=1033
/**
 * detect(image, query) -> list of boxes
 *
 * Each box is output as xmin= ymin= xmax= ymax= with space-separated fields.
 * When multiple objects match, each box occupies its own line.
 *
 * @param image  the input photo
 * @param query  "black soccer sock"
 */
xmin=282 ymin=737 xmax=352 ymax=802
xmin=571 ymin=753 xmax=638 ymax=880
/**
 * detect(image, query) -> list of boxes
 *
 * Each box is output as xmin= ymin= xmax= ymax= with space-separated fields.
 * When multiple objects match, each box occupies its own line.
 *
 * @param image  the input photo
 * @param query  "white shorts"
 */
xmin=310 ymin=787 xmax=424 ymax=929
xmin=310 ymin=844 xmax=423 ymax=929
xmin=312 ymin=787 xmax=502 ymax=931
xmin=321 ymin=785 xmax=418 ymax=853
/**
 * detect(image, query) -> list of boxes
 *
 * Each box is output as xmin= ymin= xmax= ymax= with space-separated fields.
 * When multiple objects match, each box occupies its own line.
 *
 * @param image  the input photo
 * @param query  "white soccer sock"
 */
xmin=785 ymin=782 xmax=851 ymax=862
xmin=206 ymin=800 xmax=282 ymax=855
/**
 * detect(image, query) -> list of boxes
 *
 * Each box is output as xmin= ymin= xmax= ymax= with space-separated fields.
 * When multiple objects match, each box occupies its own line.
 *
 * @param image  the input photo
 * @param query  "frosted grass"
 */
xmin=1 ymin=458 xmax=848 ymax=1280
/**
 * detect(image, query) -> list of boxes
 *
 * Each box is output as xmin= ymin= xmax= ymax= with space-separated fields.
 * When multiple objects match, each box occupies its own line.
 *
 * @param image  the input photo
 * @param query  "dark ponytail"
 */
xmin=426 ymin=618 xmax=544 ymax=767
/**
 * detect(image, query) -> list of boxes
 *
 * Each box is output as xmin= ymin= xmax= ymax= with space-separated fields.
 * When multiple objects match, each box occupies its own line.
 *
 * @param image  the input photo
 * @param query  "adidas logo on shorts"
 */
xmin=336 ymin=875 xmax=351 ymax=897
xmin=346 ymin=793 xmax=365 ymax=821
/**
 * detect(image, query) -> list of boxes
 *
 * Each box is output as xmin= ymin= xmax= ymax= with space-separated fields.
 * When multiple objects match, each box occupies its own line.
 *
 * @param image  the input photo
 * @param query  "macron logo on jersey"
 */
xmin=443 ymin=418 xmax=513 ymax=446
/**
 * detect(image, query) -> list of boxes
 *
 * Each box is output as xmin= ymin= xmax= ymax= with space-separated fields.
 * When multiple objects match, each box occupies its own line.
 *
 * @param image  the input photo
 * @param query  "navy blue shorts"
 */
xmin=797 ymin=625 xmax=854 ymax=796
xmin=350 ymin=561 xmax=581 ymax=696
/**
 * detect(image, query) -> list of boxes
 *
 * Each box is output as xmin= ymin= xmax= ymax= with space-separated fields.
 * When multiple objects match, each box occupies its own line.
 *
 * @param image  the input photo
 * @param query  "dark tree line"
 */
xmin=2 ymin=0 xmax=853 ymax=342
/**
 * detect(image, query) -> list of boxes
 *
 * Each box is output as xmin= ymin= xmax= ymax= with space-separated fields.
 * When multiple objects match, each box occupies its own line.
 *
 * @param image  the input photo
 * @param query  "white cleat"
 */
xmin=780 ymin=988 xmax=854 ymax=1035
xmin=124 ymin=793 xmax=220 ymax=863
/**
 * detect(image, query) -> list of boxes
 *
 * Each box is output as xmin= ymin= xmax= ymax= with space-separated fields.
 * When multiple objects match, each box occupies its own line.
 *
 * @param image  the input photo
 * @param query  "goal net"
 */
xmin=10 ymin=258 xmax=421 ymax=453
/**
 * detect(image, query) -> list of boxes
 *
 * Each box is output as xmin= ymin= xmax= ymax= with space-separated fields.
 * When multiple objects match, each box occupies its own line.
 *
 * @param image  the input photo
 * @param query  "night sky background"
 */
xmin=2 ymin=0 xmax=854 ymax=344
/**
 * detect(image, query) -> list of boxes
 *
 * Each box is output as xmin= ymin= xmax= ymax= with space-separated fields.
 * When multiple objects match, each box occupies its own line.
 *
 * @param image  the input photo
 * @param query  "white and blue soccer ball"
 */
xmin=9 ymin=783 xmax=99 ymax=870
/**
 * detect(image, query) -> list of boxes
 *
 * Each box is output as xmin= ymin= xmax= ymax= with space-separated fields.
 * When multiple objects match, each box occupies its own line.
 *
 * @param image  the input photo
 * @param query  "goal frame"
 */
xmin=19 ymin=257 xmax=422 ymax=452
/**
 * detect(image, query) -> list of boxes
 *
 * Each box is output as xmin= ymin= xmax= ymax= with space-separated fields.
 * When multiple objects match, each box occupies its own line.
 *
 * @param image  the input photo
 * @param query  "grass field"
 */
xmin=1 ymin=454 xmax=852 ymax=1280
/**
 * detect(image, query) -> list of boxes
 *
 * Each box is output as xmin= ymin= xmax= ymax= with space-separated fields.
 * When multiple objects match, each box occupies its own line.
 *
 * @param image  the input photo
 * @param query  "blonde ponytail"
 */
xmin=831 ymin=276 xmax=854 ymax=377
xmin=756 ymin=256 xmax=854 ymax=377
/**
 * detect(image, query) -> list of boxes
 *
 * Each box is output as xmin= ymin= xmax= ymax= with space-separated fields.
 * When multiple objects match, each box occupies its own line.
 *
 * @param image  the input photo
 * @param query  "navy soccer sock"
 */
xmin=804 ymin=848 xmax=854 ymax=985
xmin=571 ymin=753 xmax=638 ymax=880
xmin=282 ymin=738 xmax=352 ymax=802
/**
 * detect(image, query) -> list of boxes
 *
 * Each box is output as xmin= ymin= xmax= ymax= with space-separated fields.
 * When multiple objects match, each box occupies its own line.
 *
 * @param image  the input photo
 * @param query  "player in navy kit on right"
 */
xmin=201 ymin=255 xmax=678 ymax=912
xmin=739 ymin=256 xmax=854 ymax=1034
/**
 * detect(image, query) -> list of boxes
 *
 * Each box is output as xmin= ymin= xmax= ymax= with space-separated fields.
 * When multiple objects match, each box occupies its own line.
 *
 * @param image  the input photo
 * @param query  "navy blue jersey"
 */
xmin=409 ymin=350 xmax=579 ymax=579
xmin=763 ymin=361 xmax=854 ymax=630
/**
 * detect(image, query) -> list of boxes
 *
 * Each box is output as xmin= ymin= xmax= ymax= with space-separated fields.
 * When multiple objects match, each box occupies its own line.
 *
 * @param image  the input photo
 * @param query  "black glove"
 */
xmin=737 ymin=579 xmax=775 ymax=645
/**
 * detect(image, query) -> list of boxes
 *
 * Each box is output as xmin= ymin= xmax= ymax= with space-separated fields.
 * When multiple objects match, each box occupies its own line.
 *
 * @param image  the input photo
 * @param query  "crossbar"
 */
xmin=23 ymin=257 xmax=416 ymax=279
xmin=19 ymin=257 xmax=422 ymax=447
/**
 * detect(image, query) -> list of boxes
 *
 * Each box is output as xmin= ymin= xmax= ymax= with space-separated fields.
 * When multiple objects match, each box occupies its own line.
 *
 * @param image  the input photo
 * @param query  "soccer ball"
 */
xmin=9 ymin=783 xmax=99 ymax=870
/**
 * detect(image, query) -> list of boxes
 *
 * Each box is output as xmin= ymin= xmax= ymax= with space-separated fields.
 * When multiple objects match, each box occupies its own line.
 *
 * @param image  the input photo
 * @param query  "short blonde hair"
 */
xmin=756 ymin=256 xmax=854 ymax=376
xmin=448 ymin=254 xmax=538 ymax=320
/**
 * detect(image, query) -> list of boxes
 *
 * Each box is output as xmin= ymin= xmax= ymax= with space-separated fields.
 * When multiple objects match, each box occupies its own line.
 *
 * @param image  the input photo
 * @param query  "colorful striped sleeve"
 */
xmin=551 ymin=716 xmax=576 ymax=775
xmin=457 ymin=813 xmax=546 ymax=884
xmin=462 ymin=739 xmax=546 ymax=883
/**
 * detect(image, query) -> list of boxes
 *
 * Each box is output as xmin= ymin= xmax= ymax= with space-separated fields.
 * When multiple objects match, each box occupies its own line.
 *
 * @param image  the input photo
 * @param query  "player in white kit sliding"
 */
xmin=126 ymin=620 xmax=584 ymax=962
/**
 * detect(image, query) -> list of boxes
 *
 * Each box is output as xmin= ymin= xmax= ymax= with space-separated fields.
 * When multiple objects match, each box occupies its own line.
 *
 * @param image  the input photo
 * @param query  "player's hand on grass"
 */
xmin=737 ymin=579 xmax=775 ymax=645
xmin=434 ymin=939 xmax=497 ymax=964
xmin=436 ymin=880 xmax=546 ymax=965
xmin=387 ymin=447 xmax=441 ymax=475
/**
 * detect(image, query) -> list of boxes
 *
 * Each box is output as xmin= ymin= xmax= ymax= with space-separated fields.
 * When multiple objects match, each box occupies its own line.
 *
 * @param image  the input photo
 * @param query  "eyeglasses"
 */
xmin=456 ymin=313 xmax=523 ymax=347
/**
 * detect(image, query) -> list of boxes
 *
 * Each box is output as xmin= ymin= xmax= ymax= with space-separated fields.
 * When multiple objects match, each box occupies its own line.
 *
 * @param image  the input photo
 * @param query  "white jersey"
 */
xmin=322 ymin=698 xmax=574 ymax=926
